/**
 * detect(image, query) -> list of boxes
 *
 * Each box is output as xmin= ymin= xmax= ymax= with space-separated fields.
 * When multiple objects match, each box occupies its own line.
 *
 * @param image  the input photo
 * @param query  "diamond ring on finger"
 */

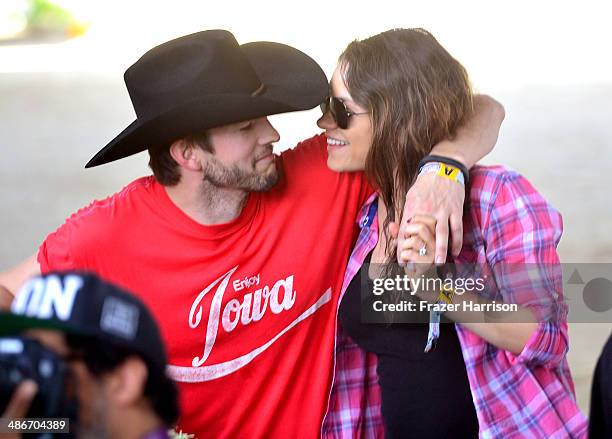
xmin=419 ymin=245 xmax=427 ymax=257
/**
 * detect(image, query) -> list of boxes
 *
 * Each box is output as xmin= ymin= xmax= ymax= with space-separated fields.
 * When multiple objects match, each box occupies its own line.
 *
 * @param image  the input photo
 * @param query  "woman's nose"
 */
xmin=317 ymin=109 xmax=336 ymax=130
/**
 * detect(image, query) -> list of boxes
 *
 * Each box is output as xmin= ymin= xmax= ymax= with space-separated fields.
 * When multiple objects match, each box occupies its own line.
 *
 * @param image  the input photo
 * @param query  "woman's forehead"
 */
xmin=330 ymin=67 xmax=353 ymax=102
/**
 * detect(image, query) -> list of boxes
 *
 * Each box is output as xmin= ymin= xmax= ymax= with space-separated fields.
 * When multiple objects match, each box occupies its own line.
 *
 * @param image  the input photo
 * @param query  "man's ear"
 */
xmin=104 ymin=356 xmax=148 ymax=407
xmin=169 ymin=139 xmax=204 ymax=172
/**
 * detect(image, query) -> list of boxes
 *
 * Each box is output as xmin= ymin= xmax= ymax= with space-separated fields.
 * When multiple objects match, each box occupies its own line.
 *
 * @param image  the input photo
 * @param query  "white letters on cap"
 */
xmin=11 ymin=275 xmax=83 ymax=321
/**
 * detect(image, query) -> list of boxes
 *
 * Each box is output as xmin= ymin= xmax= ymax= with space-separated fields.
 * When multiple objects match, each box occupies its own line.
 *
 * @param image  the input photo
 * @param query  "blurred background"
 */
xmin=1 ymin=0 xmax=610 ymax=415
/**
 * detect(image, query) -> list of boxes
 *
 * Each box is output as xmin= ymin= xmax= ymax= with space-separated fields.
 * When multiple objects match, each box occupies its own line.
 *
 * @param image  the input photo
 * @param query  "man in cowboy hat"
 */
xmin=0 ymin=30 xmax=503 ymax=437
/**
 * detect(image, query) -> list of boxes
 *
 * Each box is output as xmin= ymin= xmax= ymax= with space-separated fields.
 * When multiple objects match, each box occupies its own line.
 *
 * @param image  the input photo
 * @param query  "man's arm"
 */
xmin=0 ymin=254 xmax=41 ymax=308
xmin=398 ymin=94 xmax=505 ymax=263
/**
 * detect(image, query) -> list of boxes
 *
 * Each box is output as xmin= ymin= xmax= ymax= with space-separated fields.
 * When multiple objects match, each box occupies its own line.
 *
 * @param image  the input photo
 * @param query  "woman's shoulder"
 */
xmin=466 ymin=164 xmax=562 ymax=243
xmin=469 ymin=164 xmax=521 ymax=189
xmin=467 ymin=164 xmax=544 ymax=209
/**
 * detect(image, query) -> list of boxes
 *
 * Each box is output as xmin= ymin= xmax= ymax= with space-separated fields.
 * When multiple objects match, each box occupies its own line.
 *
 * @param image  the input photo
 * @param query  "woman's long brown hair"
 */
xmin=339 ymin=28 xmax=473 ymax=263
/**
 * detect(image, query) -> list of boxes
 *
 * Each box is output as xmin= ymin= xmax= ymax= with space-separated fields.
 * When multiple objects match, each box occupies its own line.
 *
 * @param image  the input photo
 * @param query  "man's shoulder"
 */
xmin=279 ymin=133 xmax=326 ymax=163
xmin=273 ymin=133 xmax=331 ymax=191
xmin=64 ymin=176 xmax=156 ymax=231
xmin=95 ymin=175 xmax=154 ymax=206
xmin=274 ymin=133 xmax=372 ymax=207
xmin=39 ymin=176 xmax=158 ymax=272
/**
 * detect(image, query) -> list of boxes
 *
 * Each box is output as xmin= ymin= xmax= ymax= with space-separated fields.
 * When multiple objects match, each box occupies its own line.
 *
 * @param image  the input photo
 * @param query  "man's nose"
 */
xmin=261 ymin=117 xmax=280 ymax=144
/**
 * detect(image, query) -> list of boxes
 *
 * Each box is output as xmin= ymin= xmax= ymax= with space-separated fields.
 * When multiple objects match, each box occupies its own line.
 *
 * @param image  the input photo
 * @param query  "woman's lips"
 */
xmin=326 ymin=143 xmax=348 ymax=153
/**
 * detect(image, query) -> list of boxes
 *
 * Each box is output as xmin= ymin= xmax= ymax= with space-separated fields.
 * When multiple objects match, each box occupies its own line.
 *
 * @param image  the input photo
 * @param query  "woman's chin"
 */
xmin=326 ymin=156 xmax=364 ymax=172
xmin=326 ymin=155 xmax=346 ymax=172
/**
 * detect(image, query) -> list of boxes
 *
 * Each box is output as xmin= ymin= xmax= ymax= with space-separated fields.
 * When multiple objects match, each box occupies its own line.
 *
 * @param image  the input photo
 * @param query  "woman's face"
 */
xmin=317 ymin=65 xmax=373 ymax=172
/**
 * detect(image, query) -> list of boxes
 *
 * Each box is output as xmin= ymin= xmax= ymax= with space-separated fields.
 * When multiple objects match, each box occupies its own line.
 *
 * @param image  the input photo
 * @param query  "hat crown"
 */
xmin=125 ymin=30 xmax=262 ymax=120
xmin=85 ymin=29 xmax=328 ymax=168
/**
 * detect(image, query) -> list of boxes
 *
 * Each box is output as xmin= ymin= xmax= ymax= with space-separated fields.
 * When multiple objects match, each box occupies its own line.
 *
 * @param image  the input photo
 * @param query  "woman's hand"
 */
xmin=397 ymin=214 xmax=436 ymax=278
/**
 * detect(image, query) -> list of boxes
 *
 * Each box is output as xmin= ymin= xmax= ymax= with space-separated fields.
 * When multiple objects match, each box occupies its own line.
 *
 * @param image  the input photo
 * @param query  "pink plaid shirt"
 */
xmin=321 ymin=165 xmax=588 ymax=439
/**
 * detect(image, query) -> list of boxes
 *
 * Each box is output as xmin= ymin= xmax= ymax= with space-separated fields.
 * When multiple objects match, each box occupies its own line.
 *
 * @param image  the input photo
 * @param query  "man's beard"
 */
xmin=202 ymin=154 xmax=279 ymax=192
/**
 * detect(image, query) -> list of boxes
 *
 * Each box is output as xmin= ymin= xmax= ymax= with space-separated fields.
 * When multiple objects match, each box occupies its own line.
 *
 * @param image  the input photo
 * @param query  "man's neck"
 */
xmin=165 ymin=180 xmax=249 ymax=225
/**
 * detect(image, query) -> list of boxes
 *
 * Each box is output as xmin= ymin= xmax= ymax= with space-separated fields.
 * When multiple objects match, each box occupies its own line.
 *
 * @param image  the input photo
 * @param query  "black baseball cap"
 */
xmin=0 ymin=271 xmax=167 ymax=370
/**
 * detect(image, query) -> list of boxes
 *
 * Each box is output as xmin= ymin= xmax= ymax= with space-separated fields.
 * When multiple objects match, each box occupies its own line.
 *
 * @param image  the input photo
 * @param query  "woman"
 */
xmin=320 ymin=29 xmax=587 ymax=438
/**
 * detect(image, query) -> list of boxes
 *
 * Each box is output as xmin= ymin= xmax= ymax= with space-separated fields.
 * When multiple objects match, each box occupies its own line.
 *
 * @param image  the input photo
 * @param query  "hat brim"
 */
xmin=85 ymin=41 xmax=328 ymax=168
xmin=0 ymin=313 xmax=165 ymax=369
xmin=0 ymin=312 xmax=79 ymax=337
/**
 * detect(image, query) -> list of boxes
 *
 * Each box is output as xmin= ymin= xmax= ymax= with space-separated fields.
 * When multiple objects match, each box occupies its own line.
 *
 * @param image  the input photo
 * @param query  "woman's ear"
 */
xmin=169 ymin=138 xmax=203 ymax=172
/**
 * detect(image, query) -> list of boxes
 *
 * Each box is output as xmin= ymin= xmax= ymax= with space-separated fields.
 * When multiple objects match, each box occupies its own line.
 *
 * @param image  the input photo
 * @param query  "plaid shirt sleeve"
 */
xmin=461 ymin=166 xmax=587 ymax=438
xmin=477 ymin=167 xmax=569 ymax=368
xmin=510 ymin=320 xmax=570 ymax=368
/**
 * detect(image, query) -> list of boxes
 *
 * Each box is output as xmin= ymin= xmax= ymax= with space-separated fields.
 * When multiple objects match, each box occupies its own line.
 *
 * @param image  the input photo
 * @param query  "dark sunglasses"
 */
xmin=320 ymin=96 xmax=368 ymax=129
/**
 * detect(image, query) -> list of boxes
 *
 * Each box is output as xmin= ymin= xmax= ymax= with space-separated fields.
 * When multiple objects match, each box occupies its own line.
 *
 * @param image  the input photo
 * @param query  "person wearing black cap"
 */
xmin=0 ymin=272 xmax=179 ymax=439
xmin=0 ymin=30 xmax=503 ymax=437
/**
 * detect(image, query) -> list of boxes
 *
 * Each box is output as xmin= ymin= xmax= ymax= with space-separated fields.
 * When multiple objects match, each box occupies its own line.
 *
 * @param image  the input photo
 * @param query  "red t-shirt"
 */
xmin=38 ymin=134 xmax=372 ymax=438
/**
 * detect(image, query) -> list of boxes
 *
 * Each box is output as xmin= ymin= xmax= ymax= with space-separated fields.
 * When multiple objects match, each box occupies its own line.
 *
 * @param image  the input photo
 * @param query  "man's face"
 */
xmin=198 ymin=117 xmax=281 ymax=191
xmin=24 ymin=330 xmax=109 ymax=439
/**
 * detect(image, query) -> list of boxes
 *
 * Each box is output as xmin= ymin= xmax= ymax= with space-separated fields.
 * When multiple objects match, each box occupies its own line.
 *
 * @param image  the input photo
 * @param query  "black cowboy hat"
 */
xmin=85 ymin=29 xmax=328 ymax=168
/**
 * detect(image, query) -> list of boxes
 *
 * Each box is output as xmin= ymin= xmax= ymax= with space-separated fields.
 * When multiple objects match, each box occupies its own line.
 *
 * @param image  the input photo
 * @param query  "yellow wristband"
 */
xmin=437 ymin=164 xmax=461 ymax=182
xmin=420 ymin=162 xmax=465 ymax=185
xmin=437 ymin=286 xmax=455 ymax=304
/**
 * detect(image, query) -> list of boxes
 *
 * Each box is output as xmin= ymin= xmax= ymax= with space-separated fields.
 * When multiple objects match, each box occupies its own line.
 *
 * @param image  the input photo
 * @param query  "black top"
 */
xmin=338 ymin=251 xmax=479 ymax=439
